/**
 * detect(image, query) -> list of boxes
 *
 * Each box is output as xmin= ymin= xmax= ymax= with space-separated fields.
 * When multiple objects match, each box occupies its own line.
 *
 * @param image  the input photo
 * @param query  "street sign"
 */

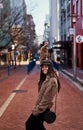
xmin=76 ymin=35 xmax=83 ymax=43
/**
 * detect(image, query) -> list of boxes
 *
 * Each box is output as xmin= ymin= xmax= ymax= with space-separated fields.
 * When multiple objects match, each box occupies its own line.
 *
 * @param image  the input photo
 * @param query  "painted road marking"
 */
xmin=0 ymin=75 xmax=28 ymax=118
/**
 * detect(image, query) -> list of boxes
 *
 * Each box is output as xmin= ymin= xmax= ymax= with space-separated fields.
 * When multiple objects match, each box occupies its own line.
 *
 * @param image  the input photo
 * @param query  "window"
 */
xmin=78 ymin=0 xmax=80 ymax=16
xmin=76 ymin=0 xmax=78 ymax=15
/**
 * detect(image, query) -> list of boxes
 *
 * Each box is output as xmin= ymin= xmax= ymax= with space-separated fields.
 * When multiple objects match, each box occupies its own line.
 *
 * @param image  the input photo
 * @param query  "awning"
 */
xmin=53 ymin=40 xmax=72 ymax=49
xmin=53 ymin=40 xmax=72 ymax=45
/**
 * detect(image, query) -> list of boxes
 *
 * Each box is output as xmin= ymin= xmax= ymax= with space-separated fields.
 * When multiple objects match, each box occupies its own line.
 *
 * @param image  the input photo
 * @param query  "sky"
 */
xmin=25 ymin=0 xmax=49 ymax=36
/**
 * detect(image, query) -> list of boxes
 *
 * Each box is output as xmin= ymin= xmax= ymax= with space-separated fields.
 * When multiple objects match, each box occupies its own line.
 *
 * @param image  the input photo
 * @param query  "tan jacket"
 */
xmin=40 ymin=44 xmax=50 ymax=64
xmin=32 ymin=74 xmax=58 ymax=115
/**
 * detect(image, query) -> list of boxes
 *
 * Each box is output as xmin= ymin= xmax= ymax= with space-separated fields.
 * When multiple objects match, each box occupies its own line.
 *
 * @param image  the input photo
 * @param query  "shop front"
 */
xmin=53 ymin=41 xmax=72 ymax=67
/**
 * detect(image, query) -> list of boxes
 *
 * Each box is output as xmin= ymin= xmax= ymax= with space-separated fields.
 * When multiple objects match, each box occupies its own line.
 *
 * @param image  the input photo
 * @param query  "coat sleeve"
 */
xmin=40 ymin=44 xmax=50 ymax=63
xmin=32 ymin=78 xmax=58 ymax=115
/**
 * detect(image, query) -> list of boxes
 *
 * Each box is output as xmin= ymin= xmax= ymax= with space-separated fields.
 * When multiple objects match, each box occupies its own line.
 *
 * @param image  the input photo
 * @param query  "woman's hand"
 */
xmin=44 ymin=42 xmax=48 ymax=48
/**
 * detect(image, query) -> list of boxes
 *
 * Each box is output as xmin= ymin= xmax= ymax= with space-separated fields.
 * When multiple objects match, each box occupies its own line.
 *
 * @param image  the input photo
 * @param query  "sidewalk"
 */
xmin=0 ymin=64 xmax=83 ymax=130
xmin=0 ymin=61 xmax=29 ymax=81
xmin=61 ymin=67 xmax=83 ymax=87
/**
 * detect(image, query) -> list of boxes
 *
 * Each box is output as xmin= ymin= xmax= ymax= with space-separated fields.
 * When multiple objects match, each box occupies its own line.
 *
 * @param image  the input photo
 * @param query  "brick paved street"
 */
xmin=0 ymin=64 xmax=83 ymax=130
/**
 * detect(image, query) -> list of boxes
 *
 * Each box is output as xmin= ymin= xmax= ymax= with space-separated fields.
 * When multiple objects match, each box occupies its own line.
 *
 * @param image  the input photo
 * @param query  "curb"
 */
xmin=61 ymin=69 xmax=83 ymax=87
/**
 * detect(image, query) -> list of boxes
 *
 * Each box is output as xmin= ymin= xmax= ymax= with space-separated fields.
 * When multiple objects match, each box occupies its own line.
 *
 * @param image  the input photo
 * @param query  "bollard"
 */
xmin=53 ymin=61 xmax=59 ymax=71
xmin=8 ymin=65 xmax=10 ymax=76
xmin=27 ymin=64 xmax=28 ymax=74
xmin=27 ymin=61 xmax=36 ymax=74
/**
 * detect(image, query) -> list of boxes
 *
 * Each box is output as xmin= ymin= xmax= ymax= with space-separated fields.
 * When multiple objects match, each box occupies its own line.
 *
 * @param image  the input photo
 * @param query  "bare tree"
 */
xmin=0 ymin=1 xmax=28 ymax=49
xmin=0 ymin=0 xmax=39 ymax=65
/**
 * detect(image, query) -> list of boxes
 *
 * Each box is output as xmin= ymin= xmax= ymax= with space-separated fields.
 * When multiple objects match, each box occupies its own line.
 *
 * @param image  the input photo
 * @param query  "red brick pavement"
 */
xmin=0 ymin=65 xmax=22 ymax=81
xmin=0 ymin=65 xmax=83 ymax=130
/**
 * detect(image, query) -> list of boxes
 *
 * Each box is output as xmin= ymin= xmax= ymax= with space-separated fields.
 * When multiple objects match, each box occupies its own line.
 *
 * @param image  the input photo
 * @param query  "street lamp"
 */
xmin=71 ymin=14 xmax=77 ymax=81
xmin=11 ymin=44 xmax=15 ymax=66
xmin=44 ymin=22 xmax=48 ymax=41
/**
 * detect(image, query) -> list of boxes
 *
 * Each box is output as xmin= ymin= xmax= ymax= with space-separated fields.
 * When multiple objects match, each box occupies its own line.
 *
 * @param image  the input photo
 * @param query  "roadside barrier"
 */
xmin=8 ymin=65 xmax=10 ymax=76
xmin=27 ymin=60 xmax=36 ymax=74
xmin=53 ymin=61 xmax=59 ymax=71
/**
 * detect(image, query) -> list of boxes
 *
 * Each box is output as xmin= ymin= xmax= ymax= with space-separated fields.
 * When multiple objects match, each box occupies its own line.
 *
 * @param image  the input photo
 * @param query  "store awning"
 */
xmin=53 ymin=40 xmax=72 ymax=49
xmin=53 ymin=40 xmax=72 ymax=44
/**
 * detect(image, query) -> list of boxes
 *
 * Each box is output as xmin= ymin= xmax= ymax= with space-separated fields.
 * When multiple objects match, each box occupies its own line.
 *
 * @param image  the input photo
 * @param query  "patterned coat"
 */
xmin=40 ymin=43 xmax=50 ymax=64
xmin=32 ymin=73 xmax=58 ymax=115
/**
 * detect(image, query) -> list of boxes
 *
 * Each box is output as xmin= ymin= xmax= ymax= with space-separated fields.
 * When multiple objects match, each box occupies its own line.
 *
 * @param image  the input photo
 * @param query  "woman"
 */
xmin=40 ymin=41 xmax=50 ymax=64
xmin=25 ymin=59 xmax=60 ymax=130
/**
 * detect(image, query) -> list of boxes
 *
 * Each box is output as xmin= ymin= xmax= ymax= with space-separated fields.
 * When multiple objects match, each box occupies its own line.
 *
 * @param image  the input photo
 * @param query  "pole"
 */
xmin=73 ymin=23 xmax=77 ymax=81
xmin=8 ymin=64 xmax=10 ymax=76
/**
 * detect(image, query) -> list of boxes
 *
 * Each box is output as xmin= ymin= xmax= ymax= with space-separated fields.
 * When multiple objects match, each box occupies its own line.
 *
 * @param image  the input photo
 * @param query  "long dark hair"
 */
xmin=39 ymin=65 xmax=61 ymax=93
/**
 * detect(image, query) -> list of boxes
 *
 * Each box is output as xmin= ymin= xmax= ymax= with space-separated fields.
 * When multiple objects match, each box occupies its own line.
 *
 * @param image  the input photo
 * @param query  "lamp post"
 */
xmin=11 ymin=44 xmax=15 ymax=67
xmin=71 ymin=14 xmax=77 ymax=81
xmin=44 ymin=22 xmax=48 ymax=41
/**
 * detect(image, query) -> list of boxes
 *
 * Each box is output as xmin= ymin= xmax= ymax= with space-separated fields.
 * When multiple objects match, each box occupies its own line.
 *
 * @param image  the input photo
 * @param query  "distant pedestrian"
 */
xmin=40 ymin=41 xmax=50 ymax=64
xmin=25 ymin=42 xmax=60 ymax=130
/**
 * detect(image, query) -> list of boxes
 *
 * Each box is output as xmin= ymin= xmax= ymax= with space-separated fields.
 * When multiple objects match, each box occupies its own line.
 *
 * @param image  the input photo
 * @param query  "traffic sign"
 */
xmin=76 ymin=35 xmax=83 ymax=43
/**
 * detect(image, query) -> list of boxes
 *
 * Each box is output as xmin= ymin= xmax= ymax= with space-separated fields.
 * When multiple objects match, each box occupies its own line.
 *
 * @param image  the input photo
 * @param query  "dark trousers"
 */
xmin=25 ymin=112 xmax=46 ymax=130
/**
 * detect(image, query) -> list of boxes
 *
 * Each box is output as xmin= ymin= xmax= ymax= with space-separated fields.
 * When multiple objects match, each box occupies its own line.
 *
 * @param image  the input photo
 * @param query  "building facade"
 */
xmin=59 ymin=0 xmax=83 ymax=69
xmin=49 ymin=0 xmax=60 ymax=45
xmin=71 ymin=0 xmax=83 ymax=69
xmin=44 ymin=15 xmax=50 ymax=43
xmin=0 ymin=0 xmax=11 ymax=65
xmin=10 ymin=0 xmax=27 ymax=27
xmin=49 ymin=0 xmax=61 ymax=62
xmin=26 ymin=14 xmax=36 ymax=52
xmin=60 ymin=0 xmax=71 ymax=41
xmin=0 ymin=0 xmax=11 ymax=48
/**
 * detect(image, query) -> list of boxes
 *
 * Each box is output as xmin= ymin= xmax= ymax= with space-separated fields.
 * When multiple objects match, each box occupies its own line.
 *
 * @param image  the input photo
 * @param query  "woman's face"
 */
xmin=41 ymin=65 xmax=48 ymax=74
